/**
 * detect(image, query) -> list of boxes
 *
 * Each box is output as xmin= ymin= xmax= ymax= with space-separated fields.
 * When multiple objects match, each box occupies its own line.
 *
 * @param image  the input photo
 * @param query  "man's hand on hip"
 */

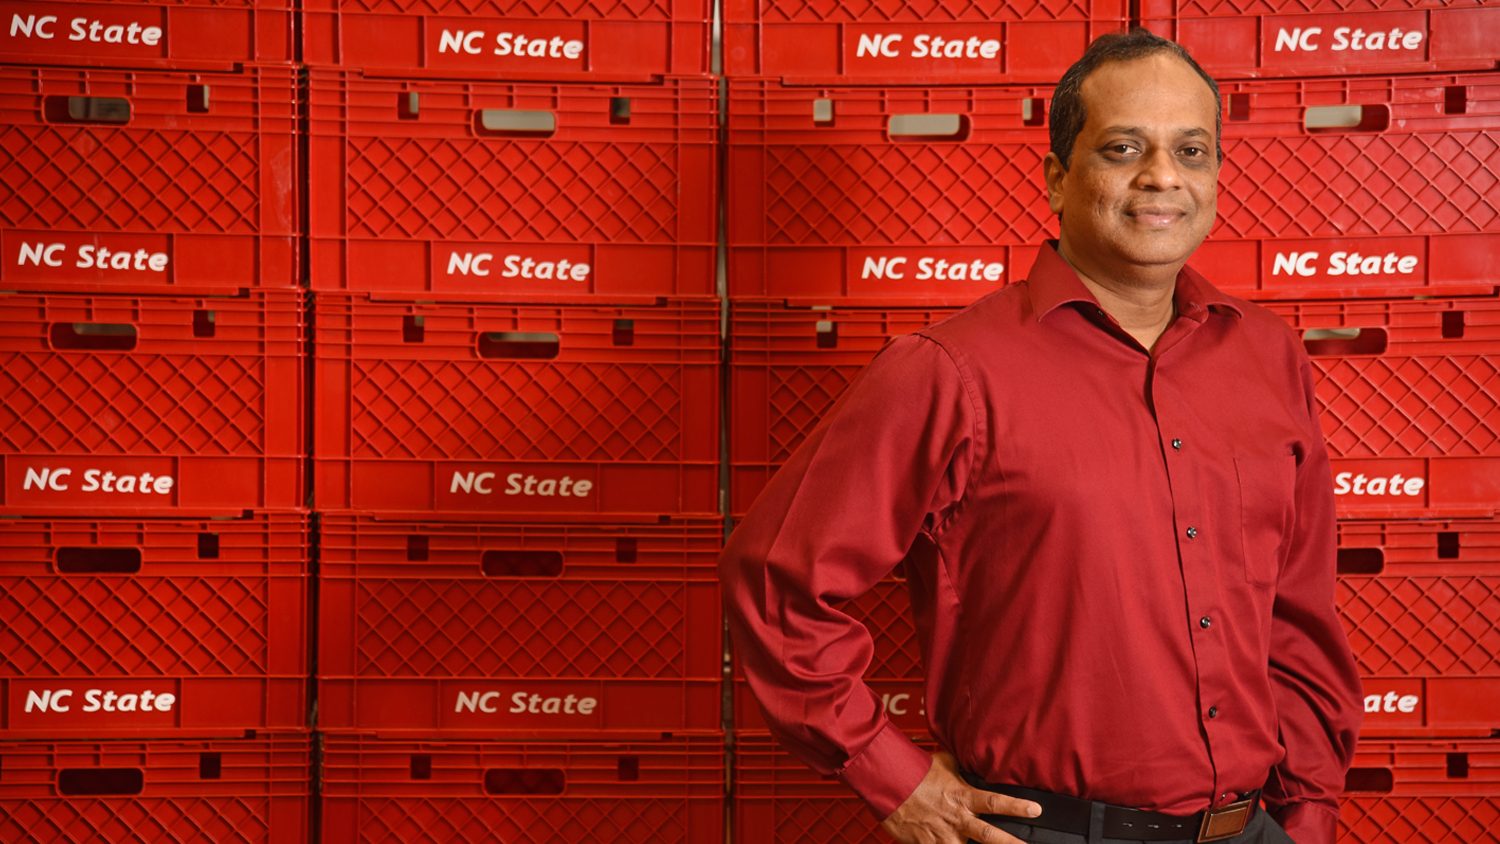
xmin=880 ymin=751 xmax=1042 ymax=844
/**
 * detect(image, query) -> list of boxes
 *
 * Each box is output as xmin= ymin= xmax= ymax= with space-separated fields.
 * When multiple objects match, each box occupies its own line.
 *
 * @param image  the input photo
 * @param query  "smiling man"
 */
xmin=720 ymin=30 xmax=1363 ymax=844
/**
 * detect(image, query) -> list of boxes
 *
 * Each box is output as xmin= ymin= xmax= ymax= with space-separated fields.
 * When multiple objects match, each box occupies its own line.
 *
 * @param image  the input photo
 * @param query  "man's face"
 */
xmin=1044 ymin=53 xmax=1219 ymax=282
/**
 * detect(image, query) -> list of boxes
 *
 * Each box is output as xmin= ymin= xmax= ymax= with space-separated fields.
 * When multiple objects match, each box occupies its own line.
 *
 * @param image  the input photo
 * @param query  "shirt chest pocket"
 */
xmin=1233 ymin=451 xmax=1297 ymax=587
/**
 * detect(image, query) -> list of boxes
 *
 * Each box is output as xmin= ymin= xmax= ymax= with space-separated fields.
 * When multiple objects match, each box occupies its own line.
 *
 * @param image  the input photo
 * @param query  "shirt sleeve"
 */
xmin=1262 ymin=349 xmax=1364 ymax=844
xmin=719 ymin=332 xmax=976 ymax=819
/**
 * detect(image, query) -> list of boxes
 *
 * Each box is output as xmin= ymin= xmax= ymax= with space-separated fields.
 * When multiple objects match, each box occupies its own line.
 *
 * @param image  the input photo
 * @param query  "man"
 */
xmin=720 ymin=30 xmax=1363 ymax=844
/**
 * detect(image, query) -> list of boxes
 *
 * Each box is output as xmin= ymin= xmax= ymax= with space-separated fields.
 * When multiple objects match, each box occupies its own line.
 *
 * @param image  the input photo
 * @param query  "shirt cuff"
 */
xmin=1269 ymin=799 xmax=1339 ymax=844
xmin=837 ymin=721 xmax=932 ymax=820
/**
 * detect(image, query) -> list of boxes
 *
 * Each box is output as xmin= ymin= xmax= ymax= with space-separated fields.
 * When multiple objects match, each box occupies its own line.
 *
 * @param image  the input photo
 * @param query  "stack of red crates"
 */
xmin=724 ymin=2 xmax=1500 ymax=842
xmin=0 ymin=5 xmax=312 ymax=841
xmin=301 ymin=1 xmax=725 ymax=839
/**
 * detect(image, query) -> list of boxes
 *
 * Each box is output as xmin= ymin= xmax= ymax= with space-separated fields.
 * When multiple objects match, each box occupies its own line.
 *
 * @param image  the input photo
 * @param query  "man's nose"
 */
xmin=1134 ymin=147 xmax=1182 ymax=190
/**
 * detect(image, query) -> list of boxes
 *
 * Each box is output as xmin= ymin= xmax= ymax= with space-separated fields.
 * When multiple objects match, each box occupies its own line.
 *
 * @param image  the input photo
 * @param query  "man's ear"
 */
xmin=1043 ymin=151 xmax=1067 ymax=215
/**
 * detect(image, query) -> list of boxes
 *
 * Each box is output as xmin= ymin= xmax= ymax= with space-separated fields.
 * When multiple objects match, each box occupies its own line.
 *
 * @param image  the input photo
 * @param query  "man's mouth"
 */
xmin=1126 ymin=206 xmax=1187 ymax=227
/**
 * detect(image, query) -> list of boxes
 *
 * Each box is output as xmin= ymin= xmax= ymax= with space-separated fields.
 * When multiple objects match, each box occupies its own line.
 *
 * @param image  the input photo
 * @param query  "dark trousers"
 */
xmin=973 ymin=805 xmax=1297 ymax=844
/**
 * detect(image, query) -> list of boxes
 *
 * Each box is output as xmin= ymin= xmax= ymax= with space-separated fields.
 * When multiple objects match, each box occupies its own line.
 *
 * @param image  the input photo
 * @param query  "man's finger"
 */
xmin=967 ymin=788 xmax=1043 ymax=820
xmin=960 ymin=813 xmax=1028 ymax=844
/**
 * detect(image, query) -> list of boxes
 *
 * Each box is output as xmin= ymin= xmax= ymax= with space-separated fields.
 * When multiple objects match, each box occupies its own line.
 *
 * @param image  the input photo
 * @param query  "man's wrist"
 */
xmin=837 ymin=721 xmax=932 ymax=820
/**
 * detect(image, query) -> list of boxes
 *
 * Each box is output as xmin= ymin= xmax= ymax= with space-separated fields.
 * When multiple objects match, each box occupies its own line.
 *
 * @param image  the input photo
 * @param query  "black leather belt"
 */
xmin=964 ymin=775 xmax=1261 ymax=843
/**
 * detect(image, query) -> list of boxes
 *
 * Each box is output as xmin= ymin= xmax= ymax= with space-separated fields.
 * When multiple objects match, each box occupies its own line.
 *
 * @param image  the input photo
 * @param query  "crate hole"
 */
xmin=198 ymin=753 xmax=221 ymax=779
xmin=1305 ymin=104 xmax=1389 ymax=133
xmin=44 ymin=95 xmax=130 ymax=125
xmin=1228 ymin=92 xmax=1250 ymax=122
xmin=1447 ymin=752 xmax=1470 ymax=779
xmin=187 ymin=84 xmax=210 ymax=114
xmin=610 ymin=97 xmax=631 ymax=124
xmin=1437 ymin=531 xmax=1460 ymax=559
xmin=615 ymin=537 xmax=638 ymax=564
xmin=56 ymin=547 xmax=142 ymax=574
xmin=406 ymin=535 xmax=429 ymax=562
xmin=815 ymin=320 xmax=838 ymax=348
xmin=50 ymin=322 xmax=138 ymax=352
xmin=1335 ymin=547 xmax=1383 ymax=576
xmin=484 ymin=768 xmax=564 ymax=795
xmin=812 ymin=98 xmax=834 ymax=124
xmin=1442 ymin=311 xmax=1465 ymax=339
xmin=476 ymin=109 xmax=556 ymax=136
xmin=613 ymin=319 xmax=635 ymax=346
xmin=1302 ymin=327 xmax=1386 ymax=356
xmin=478 ymin=331 xmax=559 ymax=359
xmin=410 ymin=754 xmax=432 ymax=780
xmin=888 ymin=113 xmax=969 ymax=141
xmin=617 ymin=756 xmax=640 ymax=781
xmin=1444 ymin=85 xmax=1468 ymax=115
xmin=1021 ymin=98 xmax=1045 ymax=127
xmin=402 ymin=315 xmax=425 ymax=343
xmin=192 ymin=309 xmax=216 ymax=338
xmin=197 ymin=532 xmax=220 ymax=559
xmin=398 ymin=91 xmax=420 ymax=120
xmin=1344 ymin=767 xmax=1394 ymax=794
xmin=481 ymin=549 xmax=563 ymax=577
xmin=58 ymin=768 xmax=144 ymax=796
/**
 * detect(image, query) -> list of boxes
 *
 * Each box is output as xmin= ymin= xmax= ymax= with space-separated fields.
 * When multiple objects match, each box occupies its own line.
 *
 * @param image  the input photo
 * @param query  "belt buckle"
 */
xmin=1196 ymin=797 xmax=1254 ymax=843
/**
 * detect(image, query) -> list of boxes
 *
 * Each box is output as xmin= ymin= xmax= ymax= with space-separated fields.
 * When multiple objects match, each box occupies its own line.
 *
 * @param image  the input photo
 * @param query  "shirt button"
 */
xmin=1200 ymin=616 xmax=1212 ymax=629
xmin=1171 ymin=438 xmax=1183 ymax=450
xmin=1208 ymin=706 xmax=1219 ymax=719
xmin=1186 ymin=526 xmax=1199 ymax=539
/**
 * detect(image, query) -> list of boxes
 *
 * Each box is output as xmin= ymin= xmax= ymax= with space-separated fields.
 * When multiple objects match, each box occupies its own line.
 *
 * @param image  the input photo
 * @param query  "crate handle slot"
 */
xmin=1335 ymin=547 xmax=1383 ymax=576
xmin=815 ymin=320 xmax=838 ymax=349
xmin=482 ymin=549 xmax=563 ymax=577
xmin=49 ymin=323 xmax=138 ymax=352
xmin=477 ymin=331 xmax=559 ymax=359
xmin=1447 ymin=752 xmax=1470 ymax=778
xmin=1305 ymin=104 xmax=1389 ymax=134
xmin=1343 ymin=767 xmax=1393 ymax=794
xmin=58 ymin=768 xmax=144 ymax=796
xmin=1301 ymin=327 xmax=1386 ymax=357
xmin=476 ymin=109 xmax=556 ymax=137
xmin=1021 ymin=98 xmax=1046 ymax=127
xmin=812 ymin=98 xmax=834 ymax=124
xmin=483 ymin=768 xmax=565 ymax=795
xmin=888 ymin=113 xmax=969 ymax=141
xmin=198 ymin=753 xmax=221 ymax=779
xmin=44 ymin=96 xmax=130 ymax=125
xmin=186 ymin=84 xmax=210 ymax=114
xmin=1437 ymin=531 xmax=1460 ymax=559
xmin=56 ymin=547 xmax=142 ymax=574
xmin=615 ymin=537 xmax=638 ymax=563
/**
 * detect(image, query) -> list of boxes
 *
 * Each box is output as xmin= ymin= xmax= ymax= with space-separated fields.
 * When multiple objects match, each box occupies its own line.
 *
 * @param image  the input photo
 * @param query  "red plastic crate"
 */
xmin=729 ymin=301 xmax=959 ymax=515
xmin=723 ymin=0 xmax=1125 ymax=84
xmin=727 ymin=79 xmax=1052 ymax=306
xmin=321 ymin=736 xmax=724 ymax=842
xmin=0 ymin=735 xmax=311 ymax=843
xmin=0 ymin=512 xmax=310 ymax=738
xmin=308 ymin=71 xmax=717 ymax=302
xmin=0 ymin=290 xmax=305 ymax=517
xmin=317 ymin=514 xmax=723 ymax=736
xmin=303 ymin=0 xmax=708 ymax=81
xmin=1341 ymin=739 xmax=1500 ymax=842
xmin=1270 ymin=298 xmax=1500 ymax=519
xmin=313 ymin=295 xmax=720 ymax=516
xmin=1143 ymin=0 xmax=1500 ymax=79
xmin=0 ymin=65 xmax=299 ymax=295
xmin=1203 ymin=73 xmax=1500 ymax=300
xmin=0 ymin=1 xmax=293 ymax=70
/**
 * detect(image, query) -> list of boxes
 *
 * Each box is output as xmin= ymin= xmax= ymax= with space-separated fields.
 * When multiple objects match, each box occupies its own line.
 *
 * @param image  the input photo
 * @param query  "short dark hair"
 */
xmin=1048 ymin=28 xmax=1223 ymax=169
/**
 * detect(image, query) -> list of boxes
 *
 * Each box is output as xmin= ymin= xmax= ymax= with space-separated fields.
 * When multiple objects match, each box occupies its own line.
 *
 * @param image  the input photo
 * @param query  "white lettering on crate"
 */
xmin=1333 ymin=472 xmax=1425 ymax=497
xmin=861 ymin=256 xmax=1004 ymax=282
xmin=448 ymin=471 xmax=594 ymax=498
xmin=1273 ymin=26 xmax=1424 ymax=53
xmin=16 ymin=242 xmax=169 ymax=273
xmin=436 ymin=30 xmax=583 ymax=60
xmin=1364 ymin=691 xmax=1419 ymax=714
xmin=880 ymin=692 xmax=927 ymax=716
xmin=24 ymin=688 xmax=177 ymax=713
xmin=23 ymin=467 xmax=175 ymax=496
xmin=445 ymin=251 xmax=591 ymax=282
xmin=855 ymin=33 xmax=1000 ymax=60
xmin=1271 ymin=251 xmax=1419 ymax=278
xmin=8 ymin=14 xmax=163 ymax=45
xmin=453 ymin=690 xmax=598 ymax=715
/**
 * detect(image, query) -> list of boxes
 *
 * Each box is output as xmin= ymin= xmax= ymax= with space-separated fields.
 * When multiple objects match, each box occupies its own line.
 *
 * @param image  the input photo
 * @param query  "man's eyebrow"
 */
xmin=1099 ymin=126 xmax=1213 ymax=138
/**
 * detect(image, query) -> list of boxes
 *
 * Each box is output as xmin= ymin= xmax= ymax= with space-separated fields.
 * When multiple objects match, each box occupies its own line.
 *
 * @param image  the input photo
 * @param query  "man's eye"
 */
xmin=1180 ymin=147 xmax=1207 ymax=157
xmin=1107 ymin=144 xmax=1136 ymax=155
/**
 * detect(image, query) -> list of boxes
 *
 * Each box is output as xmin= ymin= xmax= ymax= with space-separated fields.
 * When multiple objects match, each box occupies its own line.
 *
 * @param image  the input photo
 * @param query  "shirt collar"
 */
xmin=1025 ymin=241 xmax=1244 ymax=324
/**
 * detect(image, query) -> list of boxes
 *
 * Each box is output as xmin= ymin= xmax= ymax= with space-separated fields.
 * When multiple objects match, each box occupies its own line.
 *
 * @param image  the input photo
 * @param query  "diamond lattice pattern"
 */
xmin=1340 ymin=796 xmax=1500 ymax=843
xmin=1175 ymin=0 xmax=1463 ymax=16
xmin=766 ymin=366 xmax=859 ymax=462
xmin=345 ymin=139 xmax=678 ymax=241
xmin=354 ymin=580 xmax=687 ymax=677
xmin=0 ymin=127 xmax=258 ymax=233
xmin=1216 ymin=133 xmax=1500 ymax=239
xmin=349 ymin=360 xmax=683 ymax=461
xmin=347 ymin=797 xmax=696 ymax=843
xmin=338 ymin=0 xmax=669 ymax=16
xmin=761 ymin=0 xmax=1092 ymax=23
xmin=846 ymin=582 xmax=921 ymax=678
xmin=772 ymin=798 xmax=879 ymax=843
xmin=762 ymin=145 xmax=1051 ymax=245
xmin=0 ymin=354 xmax=265 ymax=455
xmin=0 ymin=577 xmax=270 ymax=674
xmin=1337 ymin=575 xmax=1500 ymax=676
xmin=1313 ymin=355 xmax=1500 ymax=458
xmin=0 ymin=798 xmax=273 ymax=842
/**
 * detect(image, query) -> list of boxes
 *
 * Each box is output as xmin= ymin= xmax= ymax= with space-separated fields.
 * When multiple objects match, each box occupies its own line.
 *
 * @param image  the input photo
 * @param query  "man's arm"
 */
xmin=1262 ymin=352 xmax=1365 ymax=844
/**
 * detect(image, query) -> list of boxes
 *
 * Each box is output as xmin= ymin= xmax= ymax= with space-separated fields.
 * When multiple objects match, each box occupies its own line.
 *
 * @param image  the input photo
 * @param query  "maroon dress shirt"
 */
xmin=721 ymin=245 xmax=1364 ymax=844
